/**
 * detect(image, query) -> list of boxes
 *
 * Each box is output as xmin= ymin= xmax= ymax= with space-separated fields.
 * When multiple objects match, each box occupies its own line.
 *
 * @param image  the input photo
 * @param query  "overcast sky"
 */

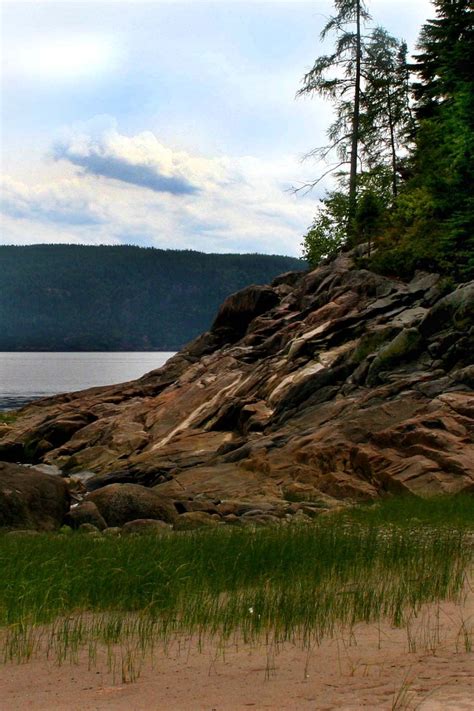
xmin=1 ymin=0 xmax=434 ymax=256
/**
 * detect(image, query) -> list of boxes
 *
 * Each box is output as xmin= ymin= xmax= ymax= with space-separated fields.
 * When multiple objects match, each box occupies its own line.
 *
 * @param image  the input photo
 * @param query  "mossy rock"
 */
xmin=366 ymin=328 xmax=423 ymax=385
xmin=351 ymin=326 xmax=398 ymax=364
xmin=420 ymin=282 xmax=474 ymax=337
xmin=78 ymin=523 xmax=102 ymax=536
xmin=122 ymin=519 xmax=172 ymax=535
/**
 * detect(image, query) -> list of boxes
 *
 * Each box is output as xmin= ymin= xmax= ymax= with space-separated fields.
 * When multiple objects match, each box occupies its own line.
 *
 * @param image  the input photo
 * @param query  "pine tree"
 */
xmin=411 ymin=0 xmax=474 ymax=277
xmin=362 ymin=29 xmax=414 ymax=198
xmin=369 ymin=0 xmax=474 ymax=280
xmin=413 ymin=0 xmax=473 ymax=119
xmin=297 ymin=0 xmax=371 ymax=231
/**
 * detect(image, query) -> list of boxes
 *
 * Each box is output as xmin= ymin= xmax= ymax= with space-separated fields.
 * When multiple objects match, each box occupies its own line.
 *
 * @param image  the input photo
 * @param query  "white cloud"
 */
xmin=1 ymin=175 xmax=106 ymax=226
xmin=52 ymin=117 xmax=207 ymax=194
xmin=1 ymin=121 xmax=320 ymax=255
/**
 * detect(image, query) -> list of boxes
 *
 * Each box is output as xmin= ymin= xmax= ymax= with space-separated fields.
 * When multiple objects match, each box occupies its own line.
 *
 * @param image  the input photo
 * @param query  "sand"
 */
xmin=1 ymin=592 xmax=472 ymax=711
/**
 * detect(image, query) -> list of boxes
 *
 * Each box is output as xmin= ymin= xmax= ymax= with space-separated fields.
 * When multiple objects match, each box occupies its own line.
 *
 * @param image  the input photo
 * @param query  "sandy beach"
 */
xmin=1 ymin=589 xmax=472 ymax=711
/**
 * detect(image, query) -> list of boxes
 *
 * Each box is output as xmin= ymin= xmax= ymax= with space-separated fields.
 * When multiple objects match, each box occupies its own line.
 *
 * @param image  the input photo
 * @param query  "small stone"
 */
xmin=4 ymin=529 xmax=41 ymax=537
xmin=78 ymin=523 xmax=102 ymax=535
xmin=122 ymin=519 xmax=172 ymax=535
xmin=290 ymin=510 xmax=313 ymax=524
xmin=103 ymin=527 xmax=122 ymax=537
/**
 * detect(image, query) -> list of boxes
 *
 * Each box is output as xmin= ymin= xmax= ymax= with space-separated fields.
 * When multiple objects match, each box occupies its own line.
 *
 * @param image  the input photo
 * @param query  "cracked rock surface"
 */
xmin=1 ymin=251 xmax=473 ymax=511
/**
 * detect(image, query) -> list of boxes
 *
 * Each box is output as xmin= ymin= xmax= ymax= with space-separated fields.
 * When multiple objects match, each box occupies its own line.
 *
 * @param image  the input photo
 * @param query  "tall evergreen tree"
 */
xmin=411 ymin=0 xmax=474 ymax=277
xmin=297 ymin=0 xmax=371 ymax=231
xmin=413 ymin=0 xmax=473 ymax=119
xmin=299 ymin=2 xmax=416 ymax=265
xmin=362 ymin=29 xmax=414 ymax=198
xmin=368 ymin=0 xmax=474 ymax=280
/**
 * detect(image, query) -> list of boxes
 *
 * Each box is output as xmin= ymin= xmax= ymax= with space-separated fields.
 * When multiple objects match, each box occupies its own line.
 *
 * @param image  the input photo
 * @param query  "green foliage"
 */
xmin=372 ymin=0 xmax=474 ymax=280
xmin=344 ymin=493 xmax=474 ymax=528
xmin=353 ymin=191 xmax=384 ymax=254
xmin=301 ymin=1 xmax=473 ymax=283
xmin=0 ymin=245 xmax=306 ymax=351
xmin=302 ymin=167 xmax=395 ymax=267
xmin=362 ymin=28 xmax=415 ymax=196
xmin=301 ymin=191 xmax=348 ymax=266
xmin=370 ymin=187 xmax=441 ymax=278
xmin=299 ymin=2 xmax=414 ymax=261
xmin=297 ymin=0 xmax=370 ymax=212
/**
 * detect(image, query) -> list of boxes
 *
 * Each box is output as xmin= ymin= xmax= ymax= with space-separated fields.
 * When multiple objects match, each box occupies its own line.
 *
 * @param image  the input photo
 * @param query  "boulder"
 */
xmin=172 ymin=497 xmax=219 ymax=515
xmin=419 ymin=282 xmax=474 ymax=337
xmin=23 ymin=412 xmax=95 ymax=460
xmin=216 ymin=499 xmax=287 ymax=517
xmin=240 ymin=513 xmax=280 ymax=527
xmin=64 ymin=501 xmax=107 ymax=531
xmin=211 ymin=284 xmax=279 ymax=343
xmin=87 ymin=483 xmax=177 ymax=527
xmin=366 ymin=328 xmax=423 ymax=385
xmin=0 ymin=461 xmax=70 ymax=531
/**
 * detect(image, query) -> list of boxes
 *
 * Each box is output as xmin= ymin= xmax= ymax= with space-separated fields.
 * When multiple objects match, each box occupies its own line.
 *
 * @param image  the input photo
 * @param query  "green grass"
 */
xmin=0 ymin=411 xmax=17 ymax=424
xmin=339 ymin=493 xmax=474 ymax=528
xmin=0 ymin=495 xmax=472 ymax=675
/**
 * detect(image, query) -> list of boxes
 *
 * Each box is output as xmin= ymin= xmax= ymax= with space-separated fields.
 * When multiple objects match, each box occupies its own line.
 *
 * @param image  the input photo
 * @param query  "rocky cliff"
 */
xmin=1 ymin=250 xmax=473 ymax=515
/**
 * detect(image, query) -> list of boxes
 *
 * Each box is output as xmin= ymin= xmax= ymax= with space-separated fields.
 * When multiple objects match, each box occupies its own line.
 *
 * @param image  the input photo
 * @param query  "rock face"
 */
xmin=0 ymin=462 xmax=70 ymax=530
xmin=1 ymin=252 xmax=473 ymax=511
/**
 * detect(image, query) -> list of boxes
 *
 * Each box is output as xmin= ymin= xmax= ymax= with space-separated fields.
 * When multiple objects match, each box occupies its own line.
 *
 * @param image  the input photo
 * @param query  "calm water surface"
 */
xmin=0 ymin=352 xmax=175 ymax=410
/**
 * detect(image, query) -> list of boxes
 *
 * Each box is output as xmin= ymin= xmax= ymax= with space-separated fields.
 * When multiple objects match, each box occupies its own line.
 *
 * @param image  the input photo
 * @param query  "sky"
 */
xmin=1 ymin=0 xmax=434 ymax=256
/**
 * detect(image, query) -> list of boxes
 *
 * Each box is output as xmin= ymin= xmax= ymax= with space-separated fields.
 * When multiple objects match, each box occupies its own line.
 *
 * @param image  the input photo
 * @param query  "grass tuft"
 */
xmin=0 ymin=411 xmax=17 ymax=424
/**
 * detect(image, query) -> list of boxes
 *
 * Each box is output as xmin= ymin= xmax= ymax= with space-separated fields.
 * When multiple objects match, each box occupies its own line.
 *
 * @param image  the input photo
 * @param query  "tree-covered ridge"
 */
xmin=301 ymin=0 xmax=473 ymax=282
xmin=0 ymin=245 xmax=305 ymax=351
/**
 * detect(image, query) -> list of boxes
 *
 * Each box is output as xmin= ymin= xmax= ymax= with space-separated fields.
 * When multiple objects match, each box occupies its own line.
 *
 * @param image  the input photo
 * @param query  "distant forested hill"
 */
xmin=0 ymin=245 xmax=306 ymax=351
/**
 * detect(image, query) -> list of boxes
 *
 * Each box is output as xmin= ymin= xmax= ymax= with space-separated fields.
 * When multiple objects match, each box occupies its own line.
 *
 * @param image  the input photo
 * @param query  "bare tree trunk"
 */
xmin=348 ymin=0 xmax=361 ymax=239
xmin=387 ymin=90 xmax=398 ymax=197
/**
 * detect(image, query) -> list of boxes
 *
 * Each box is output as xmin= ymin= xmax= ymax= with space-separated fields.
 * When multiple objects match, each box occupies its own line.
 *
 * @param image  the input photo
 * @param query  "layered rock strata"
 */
xmin=1 ymin=251 xmax=473 ymax=519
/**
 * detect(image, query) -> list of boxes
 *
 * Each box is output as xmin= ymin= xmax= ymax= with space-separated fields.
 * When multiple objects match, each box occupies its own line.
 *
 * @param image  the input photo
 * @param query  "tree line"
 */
xmin=300 ymin=0 xmax=473 ymax=282
xmin=0 ymin=245 xmax=304 ymax=351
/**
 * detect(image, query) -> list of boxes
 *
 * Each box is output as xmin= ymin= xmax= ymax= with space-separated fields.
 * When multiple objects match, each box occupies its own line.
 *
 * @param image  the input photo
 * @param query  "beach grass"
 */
xmin=0 ymin=495 xmax=472 ymax=674
xmin=0 ymin=411 xmax=17 ymax=424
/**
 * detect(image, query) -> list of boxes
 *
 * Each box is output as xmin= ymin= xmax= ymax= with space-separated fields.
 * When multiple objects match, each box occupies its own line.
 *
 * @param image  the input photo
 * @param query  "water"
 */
xmin=0 ymin=352 xmax=175 ymax=410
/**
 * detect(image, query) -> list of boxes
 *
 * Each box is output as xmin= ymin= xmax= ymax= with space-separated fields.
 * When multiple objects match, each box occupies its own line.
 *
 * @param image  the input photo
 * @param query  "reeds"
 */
xmin=0 ymin=495 xmax=472 ymax=674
